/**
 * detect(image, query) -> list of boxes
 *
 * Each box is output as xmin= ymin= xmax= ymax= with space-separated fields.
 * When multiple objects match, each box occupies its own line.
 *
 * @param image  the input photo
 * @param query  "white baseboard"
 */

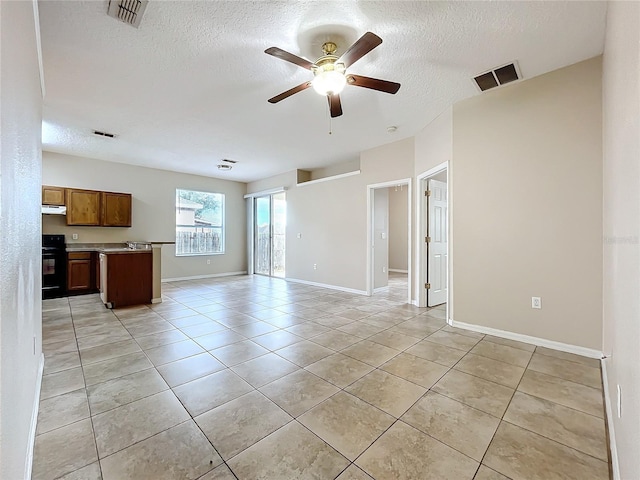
xmin=601 ymin=358 xmax=620 ymax=480
xmin=162 ymin=271 xmax=247 ymax=282
xmin=285 ymin=277 xmax=368 ymax=296
xmin=151 ymin=297 xmax=162 ymax=304
xmin=388 ymin=269 xmax=408 ymax=273
xmin=450 ymin=320 xmax=603 ymax=359
xmin=373 ymin=286 xmax=388 ymax=293
xmin=25 ymin=353 xmax=44 ymax=480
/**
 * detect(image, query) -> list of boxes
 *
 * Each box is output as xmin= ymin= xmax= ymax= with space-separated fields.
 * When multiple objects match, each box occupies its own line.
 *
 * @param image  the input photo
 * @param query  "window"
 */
xmin=175 ymin=189 xmax=224 ymax=256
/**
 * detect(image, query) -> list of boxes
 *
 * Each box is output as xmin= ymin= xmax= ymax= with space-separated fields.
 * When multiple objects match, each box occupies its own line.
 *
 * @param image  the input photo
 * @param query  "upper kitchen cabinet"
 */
xmin=42 ymin=185 xmax=66 ymax=205
xmin=101 ymin=192 xmax=132 ymax=227
xmin=66 ymin=188 xmax=101 ymax=225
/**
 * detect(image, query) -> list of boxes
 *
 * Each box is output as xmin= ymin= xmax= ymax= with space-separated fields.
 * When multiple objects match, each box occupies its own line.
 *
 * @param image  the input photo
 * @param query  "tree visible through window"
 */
xmin=175 ymin=189 xmax=224 ymax=256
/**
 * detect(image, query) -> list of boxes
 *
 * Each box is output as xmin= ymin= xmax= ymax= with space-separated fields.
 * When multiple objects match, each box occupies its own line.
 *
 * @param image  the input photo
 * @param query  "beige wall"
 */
xmin=388 ymin=186 xmax=409 ymax=271
xmin=602 ymin=2 xmax=640 ymax=478
xmin=0 ymin=2 xmax=44 ymax=477
xmin=42 ymin=152 xmax=247 ymax=280
xmin=373 ymin=188 xmax=389 ymax=289
xmin=248 ymin=137 xmax=414 ymax=294
xmin=415 ymin=107 xmax=452 ymax=176
xmin=452 ymin=57 xmax=603 ymax=349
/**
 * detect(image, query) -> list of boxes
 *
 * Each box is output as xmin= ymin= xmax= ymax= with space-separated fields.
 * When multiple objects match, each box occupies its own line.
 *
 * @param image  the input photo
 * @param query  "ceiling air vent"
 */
xmin=93 ymin=130 xmax=116 ymax=138
xmin=222 ymin=159 xmax=238 ymax=164
xmin=473 ymin=62 xmax=521 ymax=92
xmin=107 ymin=0 xmax=148 ymax=28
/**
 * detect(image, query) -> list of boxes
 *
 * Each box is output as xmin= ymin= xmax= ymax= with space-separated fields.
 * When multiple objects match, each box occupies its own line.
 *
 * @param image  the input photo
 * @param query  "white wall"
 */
xmin=388 ymin=186 xmax=408 ymax=271
xmin=601 ymin=1 xmax=640 ymax=478
xmin=42 ymin=152 xmax=247 ymax=280
xmin=0 ymin=1 xmax=44 ymax=478
xmin=452 ymin=57 xmax=603 ymax=350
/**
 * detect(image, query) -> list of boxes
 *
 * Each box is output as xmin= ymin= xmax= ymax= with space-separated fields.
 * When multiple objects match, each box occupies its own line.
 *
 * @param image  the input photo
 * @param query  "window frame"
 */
xmin=175 ymin=188 xmax=225 ymax=257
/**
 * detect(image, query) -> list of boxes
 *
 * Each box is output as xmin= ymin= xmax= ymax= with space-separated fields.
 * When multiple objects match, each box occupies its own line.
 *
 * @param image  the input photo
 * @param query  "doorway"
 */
xmin=254 ymin=192 xmax=286 ymax=277
xmin=417 ymin=162 xmax=449 ymax=315
xmin=366 ymin=178 xmax=412 ymax=303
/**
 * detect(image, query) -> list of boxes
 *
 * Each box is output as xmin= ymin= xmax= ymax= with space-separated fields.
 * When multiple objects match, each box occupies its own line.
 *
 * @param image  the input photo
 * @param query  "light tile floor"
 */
xmin=34 ymin=273 xmax=610 ymax=480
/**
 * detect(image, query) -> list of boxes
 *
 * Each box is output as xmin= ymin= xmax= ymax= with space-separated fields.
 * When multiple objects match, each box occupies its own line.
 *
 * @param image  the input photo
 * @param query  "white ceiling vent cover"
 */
xmin=107 ymin=0 xmax=148 ymax=28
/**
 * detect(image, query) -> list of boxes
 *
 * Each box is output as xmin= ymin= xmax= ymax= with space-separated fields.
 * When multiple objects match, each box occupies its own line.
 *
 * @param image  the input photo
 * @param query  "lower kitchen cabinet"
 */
xmin=67 ymin=251 xmax=99 ymax=293
xmin=67 ymin=252 xmax=95 ymax=293
xmin=100 ymin=252 xmax=152 ymax=308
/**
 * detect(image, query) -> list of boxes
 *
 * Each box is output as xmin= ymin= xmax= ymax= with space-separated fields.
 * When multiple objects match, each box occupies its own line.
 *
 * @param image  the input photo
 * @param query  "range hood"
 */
xmin=41 ymin=205 xmax=67 ymax=215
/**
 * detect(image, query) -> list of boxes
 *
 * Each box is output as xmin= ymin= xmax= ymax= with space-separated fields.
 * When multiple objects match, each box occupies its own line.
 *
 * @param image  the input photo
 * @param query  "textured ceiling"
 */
xmin=39 ymin=1 xmax=607 ymax=182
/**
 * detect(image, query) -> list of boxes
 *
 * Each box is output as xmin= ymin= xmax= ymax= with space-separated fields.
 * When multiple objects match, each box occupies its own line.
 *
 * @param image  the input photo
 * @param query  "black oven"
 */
xmin=42 ymin=234 xmax=66 ymax=299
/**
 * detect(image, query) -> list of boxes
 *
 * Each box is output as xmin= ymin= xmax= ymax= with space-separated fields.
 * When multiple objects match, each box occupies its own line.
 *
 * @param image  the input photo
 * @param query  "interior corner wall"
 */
xmin=267 ymin=138 xmax=414 ymax=293
xmin=41 ymin=152 xmax=247 ymax=280
xmin=415 ymin=107 xmax=452 ymax=176
xmin=452 ymin=57 xmax=603 ymax=350
xmin=388 ymin=186 xmax=408 ymax=271
xmin=602 ymin=1 xmax=640 ymax=478
xmin=0 ymin=1 xmax=44 ymax=478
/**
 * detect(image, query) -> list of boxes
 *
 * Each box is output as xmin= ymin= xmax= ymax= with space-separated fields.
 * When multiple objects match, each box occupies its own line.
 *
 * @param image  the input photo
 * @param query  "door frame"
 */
xmin=416 ymin=162 xmax=452 ymax=324
xmin=253 ymin=194 xmax=273 ymax=276
xmin=244 ymin=187 xmax=287 ymax=276
xmin=366 ymin=178 xmax=412 ymax=303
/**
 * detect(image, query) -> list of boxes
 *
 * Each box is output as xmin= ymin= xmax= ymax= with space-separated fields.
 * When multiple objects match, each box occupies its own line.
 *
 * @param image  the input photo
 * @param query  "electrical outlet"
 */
xmin=72 ymin=233 xmax=78 ymax=240
xmin=382 ymin=266 xmax=386 ymax=273
xmin=313 ymin=264 xmax=317 ymax=270
xmin=206 ymin=259 xmax=211 ymax=265
xmin=617 ymin=384 xmax=622 ymax=418
xmin=531 ymin=297 xmax=541 ymax=309
xmin=297 ymin=233 xmax=302 ymax=239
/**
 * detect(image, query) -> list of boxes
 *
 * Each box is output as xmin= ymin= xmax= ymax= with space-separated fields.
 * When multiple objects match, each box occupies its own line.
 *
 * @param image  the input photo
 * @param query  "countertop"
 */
xmin=65 ymin=242 xmax=171 ymax=253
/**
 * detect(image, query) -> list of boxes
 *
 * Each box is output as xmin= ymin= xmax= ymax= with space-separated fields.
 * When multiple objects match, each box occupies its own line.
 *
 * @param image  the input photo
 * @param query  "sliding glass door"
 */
xmin=254 ymin=192 xmax=286 ymax=277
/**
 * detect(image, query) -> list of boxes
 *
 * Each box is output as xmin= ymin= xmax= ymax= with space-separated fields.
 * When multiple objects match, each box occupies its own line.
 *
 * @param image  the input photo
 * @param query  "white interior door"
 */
xmin=427 ymin=179 xmax=448 ymax=306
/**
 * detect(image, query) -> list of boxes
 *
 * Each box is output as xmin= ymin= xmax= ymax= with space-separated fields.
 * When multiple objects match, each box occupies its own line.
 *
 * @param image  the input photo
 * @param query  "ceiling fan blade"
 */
xmin=268 ymin=82 xmax=312 ymax=104
xmin=337 ymin=32 xmax=382 ymax=68
xmin=328 ymin=94 xmax=343 ymax=118
xmin=347 ymin=74 xmax=401 ymax=94
xmin=264 ymin=47 xmax=315 ymax=70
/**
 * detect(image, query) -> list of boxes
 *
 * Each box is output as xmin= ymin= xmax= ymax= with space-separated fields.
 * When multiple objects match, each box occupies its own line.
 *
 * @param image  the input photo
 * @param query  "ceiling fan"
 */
xmin=265 ymin=32 xmax=401 ymax=118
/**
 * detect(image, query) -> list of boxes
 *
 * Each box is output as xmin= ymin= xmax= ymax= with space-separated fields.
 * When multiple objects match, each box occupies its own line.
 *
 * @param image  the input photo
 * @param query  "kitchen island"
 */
xmin=65 ymin=241 xmax=173 ymax=307
xmin=99 ymin=249 xmax=152 ymax=308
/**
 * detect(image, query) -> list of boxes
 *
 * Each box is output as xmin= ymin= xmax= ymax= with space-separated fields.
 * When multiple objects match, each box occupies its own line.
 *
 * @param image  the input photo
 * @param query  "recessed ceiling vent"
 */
xmin=93 ymin=130 xmax=116 ymax=138
xmin=473 ymin=62 xmax=521 ymax=92
xmin=222 ymin=159 xmax=237 ymax=164
xmin=217 ymin=164 xmax=232 ymax=171
xmin=107 ymin=0 xmax=148 ymax=28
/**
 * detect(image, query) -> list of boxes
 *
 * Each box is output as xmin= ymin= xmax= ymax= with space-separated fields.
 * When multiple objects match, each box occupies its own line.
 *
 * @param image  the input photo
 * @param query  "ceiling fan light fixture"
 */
xmin=312 ymin=65 xmax=346 ymax=96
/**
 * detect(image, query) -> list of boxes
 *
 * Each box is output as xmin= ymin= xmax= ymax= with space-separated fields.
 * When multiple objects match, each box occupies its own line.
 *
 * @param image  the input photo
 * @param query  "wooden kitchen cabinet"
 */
xmin=101 ymin=251 xmax=152 ymax=308
xmin=42 ymin=185 xmax=66 ymax=205
xmin=67 ymin=252 xmax=93 ymax=291
xmin=66 ymin=189 xmax=101 ymax=226
xmin=101 ymin=192 xmax=132 ymax=227
xmin=45 ymin=185 xmax=132 ymax=227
